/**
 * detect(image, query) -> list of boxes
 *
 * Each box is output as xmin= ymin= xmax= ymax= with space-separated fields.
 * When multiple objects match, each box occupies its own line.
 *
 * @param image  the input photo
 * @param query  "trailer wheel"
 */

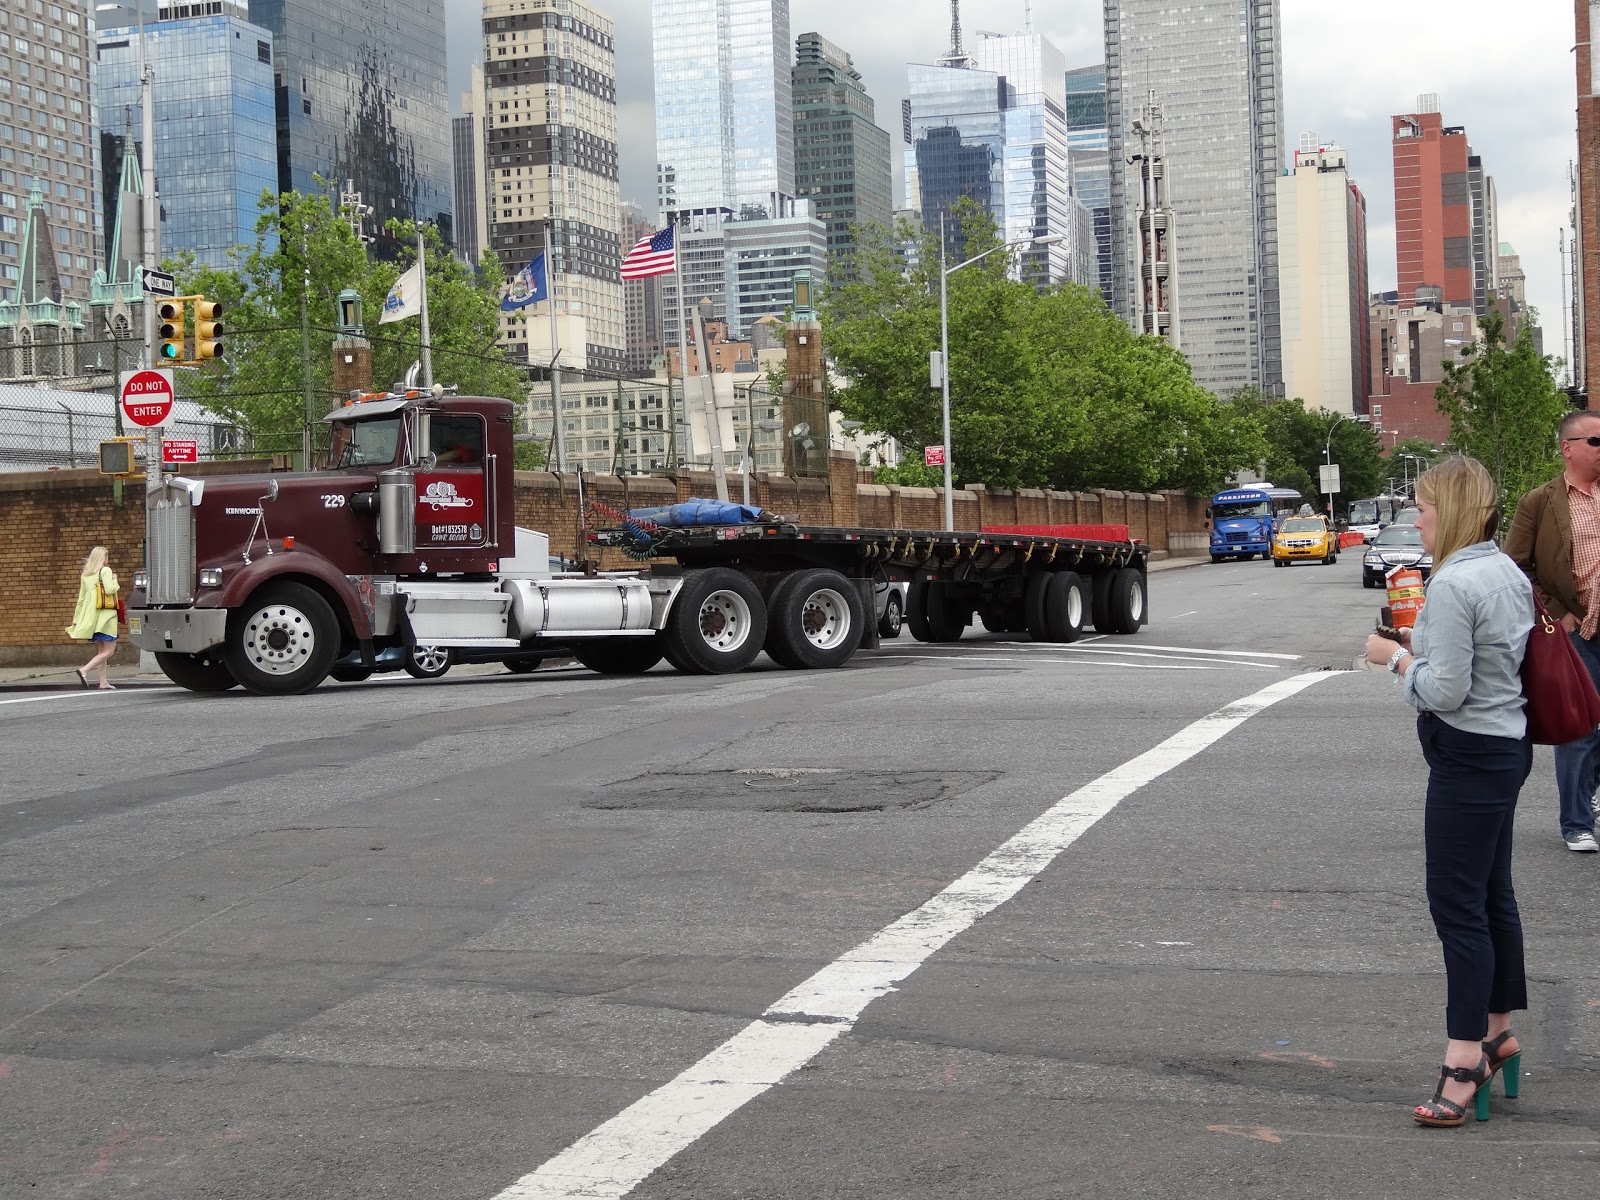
xmin=573 ymin=637 xmax=664 ymax=675
xmin=877 ymin=589 xmax=903 ymax=639
xmin=922 ymin=583 xmax=966 ymax=642
xmin=1024 ymin=572 xmax=1052 ymax=642
xmin=765 ymin=569 xmax=865 ymax=669
xmin=503 ymin=657 xmax=544 ymax=674
xmin=1091 ymin=571 xmax=1118 ymax=634
xmin=1045 ymin=571 xmax=1088 ymax=643
xmin=225 ymin=581 xmax=340 ymax=694
xmin=906 ymin=582 xmax=932 ymax=641
xmin=1107 ymin=567 xmax=1146 ymax=635
xmin=662 ymin=568 xmax=767 ymax=674
xmin=155 ymin=650 xmax=239 ymax=692
xmin=404 ymin=645 xmax=453 ymax=679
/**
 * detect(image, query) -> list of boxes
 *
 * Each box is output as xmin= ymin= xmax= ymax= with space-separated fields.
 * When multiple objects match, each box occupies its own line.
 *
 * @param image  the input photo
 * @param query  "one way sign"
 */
xmin=141 ymin=267 xmax=175 ymax=297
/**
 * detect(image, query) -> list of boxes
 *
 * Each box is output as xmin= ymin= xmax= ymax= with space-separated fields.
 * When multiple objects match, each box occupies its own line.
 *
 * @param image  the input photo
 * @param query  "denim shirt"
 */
xmin=1400 ymin=541 xmax=1533 ymax=738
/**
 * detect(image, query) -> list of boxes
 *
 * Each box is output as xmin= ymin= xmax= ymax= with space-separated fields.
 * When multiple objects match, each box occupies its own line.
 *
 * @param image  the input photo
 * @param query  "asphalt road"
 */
xmin=4 ymin=552 xmax=1599 ymax=1199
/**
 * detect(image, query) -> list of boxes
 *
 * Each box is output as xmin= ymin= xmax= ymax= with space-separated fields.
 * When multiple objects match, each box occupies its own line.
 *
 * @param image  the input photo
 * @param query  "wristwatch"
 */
xmin=1386 ymin=647 xmax=1410 ymax=674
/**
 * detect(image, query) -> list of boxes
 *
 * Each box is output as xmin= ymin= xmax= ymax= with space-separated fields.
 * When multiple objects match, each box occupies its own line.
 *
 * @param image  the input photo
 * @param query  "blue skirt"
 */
xmin=92 ymin=632 xmax=117 ymax=642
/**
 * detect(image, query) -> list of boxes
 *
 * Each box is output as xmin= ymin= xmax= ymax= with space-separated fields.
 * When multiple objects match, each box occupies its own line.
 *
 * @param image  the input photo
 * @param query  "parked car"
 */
xmin=1272 ymin=515 xmax=1339 ymax=566
xmin=1362 ymin=524 xmax=1433 ymax=588
xmin=874 ymin=579 xmax=908 ymax=638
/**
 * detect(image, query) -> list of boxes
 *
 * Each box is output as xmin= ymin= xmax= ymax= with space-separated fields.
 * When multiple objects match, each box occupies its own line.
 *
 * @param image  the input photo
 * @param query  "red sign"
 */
xmin=162 ymin=438 xmax=198 ymax=464
xmin=414 ymin=471 xmax=487 ymax=548
xmin=924 ymin=444 xmax=946 ymax=467
xmin=119 ymin=369 xmax=175 ymax=428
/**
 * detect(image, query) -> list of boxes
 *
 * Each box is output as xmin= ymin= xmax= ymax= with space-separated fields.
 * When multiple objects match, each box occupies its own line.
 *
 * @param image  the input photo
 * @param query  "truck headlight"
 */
xmin=133 ymin=569 xmax=148 ymax=590
xmin=198 ymin=568 xmax=224 ymax=588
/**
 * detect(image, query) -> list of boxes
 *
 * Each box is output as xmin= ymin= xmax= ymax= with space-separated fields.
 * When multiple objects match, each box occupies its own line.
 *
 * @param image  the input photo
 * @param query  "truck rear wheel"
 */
xmin=225 ymin=581 xmax=340 ymax=695
xmin=906 ymin=583 xmax=932 ymax=641
xmin=922 ymin=583 xmax=966 ymax=642
xmin=573 ymin=637 xmax=664 ymax=675
xmin=1091 ymin=571 xmax=1118 ymax=634
xmin=1045 ymin=571 xmax=1088 ymax=643
xmin=1024 ymin=572 xmax=1052 ymax=642
xmin=764 ymin=569 xmax=864 ymax=669
xmin=662 ymin=568 xmax=767 ymax=674
xmin=1107 ymin=568 xmax=1146 ymax=635
xmin=155 ymin=650 xmax=238 ymax=692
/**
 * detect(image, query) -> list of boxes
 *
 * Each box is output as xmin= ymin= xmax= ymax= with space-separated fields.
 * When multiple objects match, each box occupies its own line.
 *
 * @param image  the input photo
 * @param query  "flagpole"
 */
xmin=416 ymin=226 xmax=433 ymax=389
xmin=671 ymin=214 xmax=690 ymax=470
xmin=545 ymin=218 xmax=566 ymax=473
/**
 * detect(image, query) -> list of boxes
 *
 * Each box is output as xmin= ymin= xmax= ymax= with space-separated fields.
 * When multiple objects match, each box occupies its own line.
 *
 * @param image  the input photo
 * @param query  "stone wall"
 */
xmin=0 ymin=453 xmax=1214 ymax=664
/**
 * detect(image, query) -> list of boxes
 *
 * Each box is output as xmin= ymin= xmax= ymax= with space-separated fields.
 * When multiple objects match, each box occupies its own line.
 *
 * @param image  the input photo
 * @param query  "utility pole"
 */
xmin=137 ymin=1 xmax=158 ymax=500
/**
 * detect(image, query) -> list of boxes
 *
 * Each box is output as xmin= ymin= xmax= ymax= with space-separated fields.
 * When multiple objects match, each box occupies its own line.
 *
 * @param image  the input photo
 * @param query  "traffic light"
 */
xmin=157 ymin=299 xmax=185 ymax=362
xmin=192 ymin=297 xmax=223 ymax=362
xmin=98 ymin=438 xmax=138 ymax=475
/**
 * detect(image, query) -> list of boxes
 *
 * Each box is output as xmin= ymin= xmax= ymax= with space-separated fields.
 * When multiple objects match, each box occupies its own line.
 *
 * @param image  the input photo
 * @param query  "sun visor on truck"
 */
xmin=323 ymin=398 xmax=413 ymax=421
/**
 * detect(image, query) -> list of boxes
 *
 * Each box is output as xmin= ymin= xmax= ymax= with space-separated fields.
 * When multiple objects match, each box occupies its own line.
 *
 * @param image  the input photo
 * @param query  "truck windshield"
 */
xmin=1348 ymin=501 xmax=1378 ymax=525
xmin=1213 ymin=500 xmax=1271 ymax=520
xmin=329 ymin=417 xmax=402 ymax=468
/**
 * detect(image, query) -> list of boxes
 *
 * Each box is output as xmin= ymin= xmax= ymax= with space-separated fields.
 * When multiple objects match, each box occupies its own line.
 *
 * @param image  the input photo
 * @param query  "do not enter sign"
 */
xmin=119 ymin=369 xmax=176 ymax=428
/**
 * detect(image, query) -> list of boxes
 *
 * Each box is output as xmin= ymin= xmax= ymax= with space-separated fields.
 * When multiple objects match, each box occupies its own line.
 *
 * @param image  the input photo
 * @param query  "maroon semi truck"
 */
xmin=128 ymin=388 xmax=1149 ymax=696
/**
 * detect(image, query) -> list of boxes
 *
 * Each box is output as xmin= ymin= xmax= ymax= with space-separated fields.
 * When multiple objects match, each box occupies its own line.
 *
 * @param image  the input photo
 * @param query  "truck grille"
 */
xmin=147 ymin=487 xmax=196 ymax=604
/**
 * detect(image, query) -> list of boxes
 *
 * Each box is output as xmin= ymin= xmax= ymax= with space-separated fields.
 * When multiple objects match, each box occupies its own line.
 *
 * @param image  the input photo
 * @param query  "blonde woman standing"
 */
xmin=66 ymin=545 xmax=120 ymax=689
xmin=1364 ymin=456 xmax=1534 ymax=1128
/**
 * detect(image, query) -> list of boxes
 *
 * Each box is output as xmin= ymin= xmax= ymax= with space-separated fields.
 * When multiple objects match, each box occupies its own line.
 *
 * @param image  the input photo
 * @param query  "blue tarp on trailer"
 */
xmin=628 ymin=499 xmax=764 ymax=527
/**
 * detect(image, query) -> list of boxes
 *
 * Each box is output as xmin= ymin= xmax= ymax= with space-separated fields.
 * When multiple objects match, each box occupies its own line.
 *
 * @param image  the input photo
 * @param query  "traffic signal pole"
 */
xmin=137 ymin=4 xmax=158 ymax=500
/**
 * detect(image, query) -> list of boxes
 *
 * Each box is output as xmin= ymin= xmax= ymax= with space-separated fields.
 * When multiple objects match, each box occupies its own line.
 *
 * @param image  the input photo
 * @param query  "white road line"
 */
xmin=914 ymin=641 xmax=1299 ymax=662
xmin=872 ymin=654 xmax=1219 ymax=670
xmin=0 ymin=690 xmax=125 ymax=707
xmin=489 ymin=670 xmax=1340 ymax=1200
xmin=1102 ymin=642 xmax=1301 ymax=661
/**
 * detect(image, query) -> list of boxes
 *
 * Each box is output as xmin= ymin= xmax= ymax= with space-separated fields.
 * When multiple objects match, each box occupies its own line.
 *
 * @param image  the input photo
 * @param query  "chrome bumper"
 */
xmin=127 ymin=608 xmax=227 ymax=654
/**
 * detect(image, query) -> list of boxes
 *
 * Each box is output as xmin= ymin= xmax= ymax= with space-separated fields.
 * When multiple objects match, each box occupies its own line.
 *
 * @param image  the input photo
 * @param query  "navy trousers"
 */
xmin=1417 ymin=712 xmax=1533 ymax=1041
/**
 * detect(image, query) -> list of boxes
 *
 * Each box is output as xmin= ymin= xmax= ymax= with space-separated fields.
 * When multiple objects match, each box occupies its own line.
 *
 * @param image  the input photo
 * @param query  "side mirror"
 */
xmin=264 ymin=479 xmax=278 ymax=502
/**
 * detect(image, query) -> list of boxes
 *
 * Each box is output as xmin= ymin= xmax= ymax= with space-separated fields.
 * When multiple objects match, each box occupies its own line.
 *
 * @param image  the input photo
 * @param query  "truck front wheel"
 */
xmin=155 ymin=650 xmax=238 ymax=692
xmin=662 ymin=569 xmax=767 ymax=674
xmin=764 ymin=569 xmax=864 ymax=669
xmin=225 ymin=582 xmax=340 ymax=695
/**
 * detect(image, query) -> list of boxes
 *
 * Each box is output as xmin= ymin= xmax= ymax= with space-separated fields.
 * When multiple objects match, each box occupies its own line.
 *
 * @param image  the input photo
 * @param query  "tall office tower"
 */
xmin=905 ymin=18 xmax=1075 ymax=282
xmin=1391 ymin=99 xmax=1485 ymax=313
xmin=653 ymin=0 xmax=794 ymax=221
xmin=1576 ymin=0 xmax=1599 ymax=394
xmin=1274 ymin=139 xmax=1370 ymax=415
xmin=0 ymin=0 xmax=98 ymax=305
xmin=791 ymin=31 xmax=892 ymax=268
xmin=1105 ymin=0 xmax=1285 ymax=396
xmin=251 ymin=0 xmax=452 ymax=253
xmin=1064 ymin=63 xmax=1112 ymax=301
xmin=452 ymin=66 xmax=487 ymax=266
xmin=621 ymin=200 xmax=663 ymax=373
xmin=1467 ymin=154 xmax=1498 ymax=315
xmin=96 ymin=0 xmax=276 ymax=269
xmin=482 ymin=0 xmax=624 ymax=373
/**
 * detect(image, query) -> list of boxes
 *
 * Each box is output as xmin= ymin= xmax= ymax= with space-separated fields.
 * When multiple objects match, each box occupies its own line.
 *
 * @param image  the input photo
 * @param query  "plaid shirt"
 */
xmin=1568 ymin=475 xmax=1600 ymax=638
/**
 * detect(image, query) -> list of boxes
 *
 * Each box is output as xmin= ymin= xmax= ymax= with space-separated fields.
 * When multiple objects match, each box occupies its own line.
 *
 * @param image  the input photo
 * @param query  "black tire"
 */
xmin=1273 ymin=558 xmax=1287 ymax=568
xmin=878 ymin=590 xmax=904 ymax=639
xmin=1045 ymin=571 xmax=1088 ymax=643
xmin=503 ymin=657 xmax=544 ymax=674
xmin=329 ymin=662 xmax=374 ymax=683
xmin=1091 ymin=571 xmax=1118 ymax=635
xmin=1210 ymin=554 xmax=1223 ymax=564
xmin=922 ymin=582 xmax=966 ymax=643
xmin=572 ymin=637 xmax=664 ymax=675
xmin=1261 ymin=550 xmax=1273 ymax=561
xmin=1024 ymin=572 xmax=1052 ymax=641
xmin=662 ymin=568 xmax=767 ymax=674
xmin=155 ymin=650 xmax=239 ymax=692
xmin=906 ymin=582 xmax=932 ymax=642
xmin=225 ymin=581 xmax=341 ymax=695
xmin=1106 ymin=568 xmax=1146 ymax=635
xmin=978 ymin=603 xmax=1010 ymax=634
xmin=765 ymin=569 xmax=866 ymax=669
xmin=404 ymin=644 xmax=453 ymax=679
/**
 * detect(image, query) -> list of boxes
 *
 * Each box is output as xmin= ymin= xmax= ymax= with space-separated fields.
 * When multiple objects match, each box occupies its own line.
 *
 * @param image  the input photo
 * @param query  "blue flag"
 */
xmin=500 ymin=253 xmax=547 ymax=311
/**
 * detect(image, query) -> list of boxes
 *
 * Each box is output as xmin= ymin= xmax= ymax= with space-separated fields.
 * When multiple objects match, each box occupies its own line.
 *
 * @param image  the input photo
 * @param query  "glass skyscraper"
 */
xmin=1105 ymin=0 xmax=1285 ymax=396
xmin=250 ymin=0 xmax=452 ymax=253
xmin=653 ymin=0 xmax=793 ymax=220
xmin=791 ymin=31 xmax=891 ymax=266
xmin=1064 ymin=63 xmax=1112 ymax=302
xmin=96 ymin=2 xmax=276 ymax=268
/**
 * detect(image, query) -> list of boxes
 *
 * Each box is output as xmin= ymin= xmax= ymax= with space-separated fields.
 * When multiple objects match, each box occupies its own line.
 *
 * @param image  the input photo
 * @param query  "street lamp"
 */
xmin=937 ymin=213 xmax=1065 ymax=531
xmin=836 ymin=418 xmax=864 ymax=452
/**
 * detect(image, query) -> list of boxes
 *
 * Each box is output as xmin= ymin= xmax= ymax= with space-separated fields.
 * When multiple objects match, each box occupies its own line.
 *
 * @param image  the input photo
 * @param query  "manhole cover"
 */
xmin=587 ymin=767 xmax=996 ymax=814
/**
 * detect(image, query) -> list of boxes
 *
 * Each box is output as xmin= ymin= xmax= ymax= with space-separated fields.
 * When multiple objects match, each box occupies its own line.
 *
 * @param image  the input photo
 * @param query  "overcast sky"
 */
xmin=443 ymin=0 xmax=1576 ymax=365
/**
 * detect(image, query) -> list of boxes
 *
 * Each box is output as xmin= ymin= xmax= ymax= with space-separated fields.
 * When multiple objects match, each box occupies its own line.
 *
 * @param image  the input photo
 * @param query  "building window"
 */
xmin=257 ymin=39 xmax=270 ymax=63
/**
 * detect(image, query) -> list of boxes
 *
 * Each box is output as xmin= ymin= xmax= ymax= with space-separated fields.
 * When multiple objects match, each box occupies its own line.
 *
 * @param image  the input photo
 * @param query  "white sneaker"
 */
xmin=1566 ymin=831 xmax=1600 ymax=852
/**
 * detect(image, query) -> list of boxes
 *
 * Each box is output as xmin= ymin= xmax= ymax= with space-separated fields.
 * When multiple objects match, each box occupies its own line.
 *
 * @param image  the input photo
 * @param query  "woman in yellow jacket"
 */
xmin=66 ymin=545 xmax=120 ymax=689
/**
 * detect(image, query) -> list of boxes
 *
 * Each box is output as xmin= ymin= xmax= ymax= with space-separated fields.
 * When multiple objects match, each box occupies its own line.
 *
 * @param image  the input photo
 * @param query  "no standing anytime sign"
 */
xmin=119 ymin=369 xmax=176 ymax=429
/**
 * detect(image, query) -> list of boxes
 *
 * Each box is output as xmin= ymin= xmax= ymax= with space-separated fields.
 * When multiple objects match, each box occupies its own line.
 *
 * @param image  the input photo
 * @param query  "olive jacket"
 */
xmin=1505 ymin=475 xmax=1584 ymax=624
xmin=65 ymin=567 xmax=119 ymax=640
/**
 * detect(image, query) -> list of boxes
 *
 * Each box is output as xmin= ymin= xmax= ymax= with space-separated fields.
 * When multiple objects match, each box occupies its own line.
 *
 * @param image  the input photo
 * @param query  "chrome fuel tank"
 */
xmin=503 ymin=575 xmax=656 ymax=637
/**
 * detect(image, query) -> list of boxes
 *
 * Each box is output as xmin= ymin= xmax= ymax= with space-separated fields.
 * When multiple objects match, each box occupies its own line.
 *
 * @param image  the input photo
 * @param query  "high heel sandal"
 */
xmin=1413 ymin=1056 xmax=1490 ymax=1127
xmin=1481 ymin=1031 xmax=1521 ymax=1100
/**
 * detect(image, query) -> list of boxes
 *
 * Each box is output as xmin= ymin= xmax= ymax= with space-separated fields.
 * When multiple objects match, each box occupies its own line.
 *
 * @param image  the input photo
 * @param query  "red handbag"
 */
xmin=1522 ymin=594 xmax=1600 ymax=745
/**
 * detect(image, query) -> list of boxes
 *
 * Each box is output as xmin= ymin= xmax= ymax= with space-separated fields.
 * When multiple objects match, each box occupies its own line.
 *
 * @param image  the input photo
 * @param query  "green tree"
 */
xmin=872 ymin=458 xmax=943 ymax=487
xmin=1228 ymin=391 xmax=1388 ymax=514
xmin=169 ymin=187 xmax=524 ymax=456
xmin=1435 ymin=307 xmax=1568 ymax=515
xmin=821 ymin=201 xmax=1263 ymax=494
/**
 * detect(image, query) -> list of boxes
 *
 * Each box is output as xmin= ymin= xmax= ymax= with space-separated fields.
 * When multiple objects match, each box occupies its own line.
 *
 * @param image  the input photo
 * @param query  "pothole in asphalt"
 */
xmin=587 ymin=767 xmax=997 ymax=814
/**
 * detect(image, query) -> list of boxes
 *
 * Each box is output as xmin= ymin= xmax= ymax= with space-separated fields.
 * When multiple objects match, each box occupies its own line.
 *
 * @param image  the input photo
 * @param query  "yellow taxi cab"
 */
xmin=1272 ymin=514 xmax=1339 ymax=567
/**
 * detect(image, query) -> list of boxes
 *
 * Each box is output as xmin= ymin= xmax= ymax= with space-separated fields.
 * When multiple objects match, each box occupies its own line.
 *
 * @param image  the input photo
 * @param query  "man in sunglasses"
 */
xmin=1506 ymin=409 xmax=1600 ymax=852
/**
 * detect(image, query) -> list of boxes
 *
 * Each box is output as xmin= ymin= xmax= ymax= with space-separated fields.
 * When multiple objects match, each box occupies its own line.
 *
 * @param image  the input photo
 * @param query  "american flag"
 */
xmin=621 ymin=225 xmax=675 ymax=279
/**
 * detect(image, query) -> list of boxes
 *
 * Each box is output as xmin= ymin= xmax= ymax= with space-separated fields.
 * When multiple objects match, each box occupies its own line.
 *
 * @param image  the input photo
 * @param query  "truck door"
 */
xmin=414 ymin=413 xmax=488 ymax=551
